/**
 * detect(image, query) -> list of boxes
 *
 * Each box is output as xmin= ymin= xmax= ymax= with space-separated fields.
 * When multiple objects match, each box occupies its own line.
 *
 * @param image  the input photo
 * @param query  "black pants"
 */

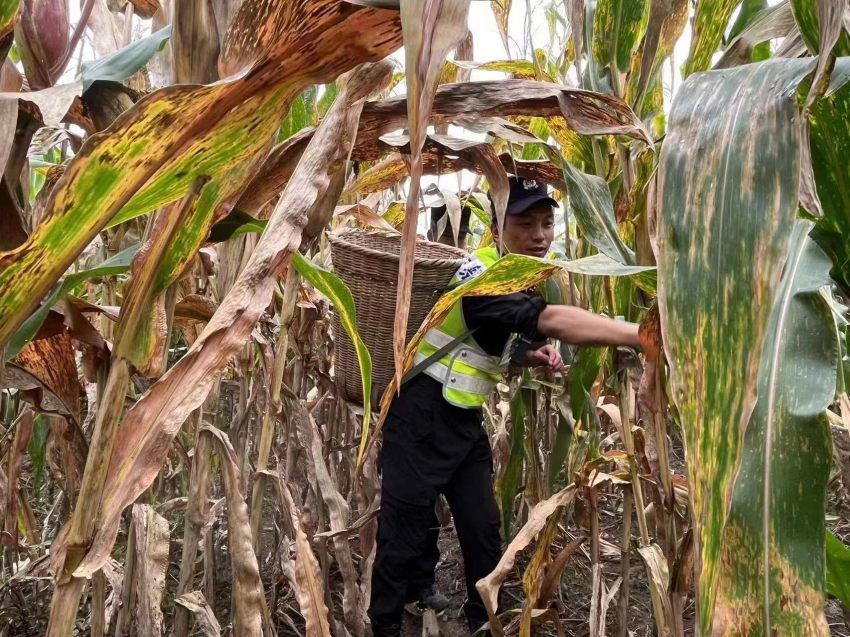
xmin=369 ymin=376 xmax=502 ymax=632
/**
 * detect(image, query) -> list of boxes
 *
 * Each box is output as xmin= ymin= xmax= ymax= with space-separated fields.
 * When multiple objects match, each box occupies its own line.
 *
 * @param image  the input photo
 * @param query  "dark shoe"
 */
xmin=404 ymin=585 xmax=451 ymax=615
xmin=371 ymin=620 xmax=402 ymax=637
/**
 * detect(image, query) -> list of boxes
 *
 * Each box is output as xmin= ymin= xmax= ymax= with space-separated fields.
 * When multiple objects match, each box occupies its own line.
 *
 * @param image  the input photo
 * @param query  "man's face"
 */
xmin=493 ymin=204 xmax=555 ymax=257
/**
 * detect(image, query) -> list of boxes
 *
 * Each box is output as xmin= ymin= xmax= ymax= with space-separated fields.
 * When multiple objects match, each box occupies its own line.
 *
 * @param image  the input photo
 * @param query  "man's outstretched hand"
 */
xmin=527 ymin=344 xmax=565 ymax=372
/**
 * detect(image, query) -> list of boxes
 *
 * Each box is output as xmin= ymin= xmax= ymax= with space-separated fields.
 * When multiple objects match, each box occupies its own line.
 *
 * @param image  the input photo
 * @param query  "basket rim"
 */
xmin=329 ymin=228 xmax=468 ymax=267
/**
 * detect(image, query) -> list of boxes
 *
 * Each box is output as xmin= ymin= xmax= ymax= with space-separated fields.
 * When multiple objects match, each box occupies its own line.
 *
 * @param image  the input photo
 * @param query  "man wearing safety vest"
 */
xmin=368 ymin=177 xmax=642 ymax=636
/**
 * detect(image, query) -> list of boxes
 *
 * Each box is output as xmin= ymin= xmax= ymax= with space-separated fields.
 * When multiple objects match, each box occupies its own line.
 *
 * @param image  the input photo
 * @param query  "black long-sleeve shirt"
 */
xmin=461 ymin=293 xmax=547 ymax=357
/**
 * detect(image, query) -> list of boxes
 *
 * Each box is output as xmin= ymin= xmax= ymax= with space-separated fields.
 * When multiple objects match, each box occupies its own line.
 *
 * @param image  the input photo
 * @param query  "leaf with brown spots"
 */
xmin=0 ymin=0 xmax=402 ymax=352
xmin=4 ymin=331 xmax=81 ymax=422
xmin=713 ymin=223 xmax=835 ymax=635
xmin=657 ymin=58 xmax=850 ymax=633
xmin=59 ymin=60 xmax=392 ymax=589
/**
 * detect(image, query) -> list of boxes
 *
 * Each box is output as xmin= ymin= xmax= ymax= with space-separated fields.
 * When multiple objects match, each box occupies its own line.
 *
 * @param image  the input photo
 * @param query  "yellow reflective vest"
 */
xmin=414 ymin=247 xmax=505 ymax=408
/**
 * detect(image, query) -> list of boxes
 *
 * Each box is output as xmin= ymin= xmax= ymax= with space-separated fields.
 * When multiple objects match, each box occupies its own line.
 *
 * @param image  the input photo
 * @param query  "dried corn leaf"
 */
xmin=476 ymin=485 xmax=577 ymax=636
xmin=394 ymin=0 xmax=472 ymax=383
xmin=265 ymin=470 xmax=332 ymax=637
xmin=123 ymin=505 xmax=169 ymax=636
xmin=174 ymin=592 xmax=221 ymax=637
xmin=203 ymin=426 xmax=264 ymax=637
xmin=65 ymin=60 xmax=393 ymax=589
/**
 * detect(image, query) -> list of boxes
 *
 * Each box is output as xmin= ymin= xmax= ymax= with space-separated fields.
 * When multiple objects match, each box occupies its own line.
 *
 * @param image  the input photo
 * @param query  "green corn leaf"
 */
xmin=592 ymin=0 xmax=650 ymax=73
xmin=208 ymin=208 xmax=268 ymax=242
xmin=279 ymin=86 xmax=318 ymax=141
xmin=684 ymin=0 xmax=740 ymax=76
xmin=656 ymin=58 xmax=849 ymax=633
xmin=292 ymin=252 xmax=372 ymax=461
xmin=547 ymin=408 xmax=574 ymax=489
xmin=715 ymin=222 xmax=836 ymax=634
xmin=826 ymin=531 xmax=850 ymax=609
xmin=81 ymin=25 xmax=172 ymax=92
xmin=791 ymin=0 xmax=850 ymax=56
xmin=0 ymin=0 xmax=18 ymax=38
xmin=27 ymin=414 xmax=50 ymax=495
xmin=8 ymin=243 xmax=140 ymax=358
xmin=560 ymin=161 xmax=636 ymax=265
xmin=808 ymin=59 xmax=850 ymax=293
xmin=498 ymin=386 xmax=532 ymax=538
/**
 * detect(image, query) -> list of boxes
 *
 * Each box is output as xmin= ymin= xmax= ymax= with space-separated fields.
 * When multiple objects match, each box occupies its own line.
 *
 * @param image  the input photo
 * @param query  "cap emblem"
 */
xmin=522 ymin=178 xmax=538 ymax=190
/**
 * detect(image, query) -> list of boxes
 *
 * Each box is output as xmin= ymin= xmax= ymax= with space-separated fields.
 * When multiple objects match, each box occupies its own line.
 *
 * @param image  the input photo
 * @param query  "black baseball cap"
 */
xmin=489 ymin=176 xmax=558 ymax=217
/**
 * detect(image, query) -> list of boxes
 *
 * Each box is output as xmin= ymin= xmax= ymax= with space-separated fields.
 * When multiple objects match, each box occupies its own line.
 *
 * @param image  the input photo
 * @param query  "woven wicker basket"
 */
xmin=329 ymin=229 xmax=468 ymax=406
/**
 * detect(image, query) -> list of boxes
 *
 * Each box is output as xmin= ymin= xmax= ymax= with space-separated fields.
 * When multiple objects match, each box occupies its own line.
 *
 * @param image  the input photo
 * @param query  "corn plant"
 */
xmin=0 ymin=0 xmax=848 ymax=636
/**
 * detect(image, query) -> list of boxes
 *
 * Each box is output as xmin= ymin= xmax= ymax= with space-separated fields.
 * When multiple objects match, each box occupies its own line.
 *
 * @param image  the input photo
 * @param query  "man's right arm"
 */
xmin=537 ymin=305 xmax=640 ymax=348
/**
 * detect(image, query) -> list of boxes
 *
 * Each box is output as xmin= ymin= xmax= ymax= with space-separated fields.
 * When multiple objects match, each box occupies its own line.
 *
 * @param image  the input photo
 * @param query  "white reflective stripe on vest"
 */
xmin=414 ymin=353 xmax=497 ymax=396
xmin=421 ymin=329 xmax=501 ymax=374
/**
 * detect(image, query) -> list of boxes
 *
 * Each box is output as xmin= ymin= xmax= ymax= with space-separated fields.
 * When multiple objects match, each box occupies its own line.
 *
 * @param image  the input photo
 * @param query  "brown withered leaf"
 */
xmin=393 ymin=0 xmax=472 ymax=383
xmin=66 ymin=61 xmax=393 ymax=584
xmin=3 ymin=409 xmax=34 ymax=549
xmin=174 ymin=592 xmax=222 ymax=637
xmin=265 ymin=470 xmax=332 ymax=637
xmin=174 ymin=294 xmax=219 ymax=324
xmin=203 ymin=427 xmax=265 ymax=637
xmin=294 ymin=400 xmax=364 ymax=636
xmin=476 ymin=485 xmax=577 ymax=636
xmin=5 ymin=330 xmax=81 ymax=422
xmin=130 ymin=504 xmax=170 ymax=635
xmin=237 ymin=80 xmax=642 ymax=214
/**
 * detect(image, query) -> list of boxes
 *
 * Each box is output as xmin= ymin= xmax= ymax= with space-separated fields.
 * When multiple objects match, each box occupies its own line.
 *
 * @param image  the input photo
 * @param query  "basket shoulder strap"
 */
xmin=401 ymin=327 xmax=478 ymax=387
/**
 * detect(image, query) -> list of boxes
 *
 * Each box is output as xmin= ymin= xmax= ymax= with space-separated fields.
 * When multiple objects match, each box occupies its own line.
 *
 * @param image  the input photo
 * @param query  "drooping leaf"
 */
xmin=265 ymin=471 xmax=332 ymax=637
xmin=716 ymin=2 xmax=796 ymax=69
xmin=657 ymin=58 xmax=840 ymax=633
xmin=791 ymin=0 xmax=850 ymax=58
xmin=292 ymin=251 xmax=373 ymax=460
xmin=560 ymin=160 xmax=636 ymax=265
xmin=809 ymin=59 xmax=850 ymax=292
xmin=0 ymin=81 xmax=83 ymax=128
xmin=8 ymin=243 xmax=139 ymax=358
xmin=203 ymin=427 xmax=265 ymax=637
xmin=5 ymin=331 xmax=81 ymax=422
xmin=174 ymin=592 xmax=222 ymax=637
xmin=491 ymin=0 xmax=511 ymax=52
xmin=628 ymin=0 xmax=688 ymax=103
xmin=826 ymin=531 xmax=850 ymax=609
xmin=476 ymin=484 xmax=577 ymax=637
xmin=80 ymin=24 xmax=172 ymax=92
xmin=116 ymin=178 xmax=210 ymax=375
xmin=684 ymin=0 xmax=740 ymax=76
xmin=62 ymin=61 xmax=394 ymax=584
xmin=592 ymin=0 xmax=649 ymax=73
xmin=394 ymin=0 xmax=472 ymax=384
xmin=713 ymin=223 xmax=836 ymax=634
xmin=0 ymin=0 xmax=402 ymax=352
